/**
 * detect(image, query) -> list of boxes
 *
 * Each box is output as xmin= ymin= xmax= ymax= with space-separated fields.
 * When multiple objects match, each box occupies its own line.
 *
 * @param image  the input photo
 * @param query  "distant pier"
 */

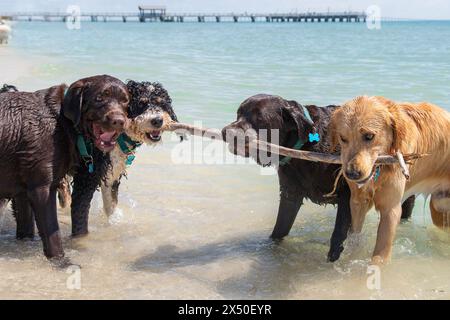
xmin=0 ymin=6 xmax=367 ymax=23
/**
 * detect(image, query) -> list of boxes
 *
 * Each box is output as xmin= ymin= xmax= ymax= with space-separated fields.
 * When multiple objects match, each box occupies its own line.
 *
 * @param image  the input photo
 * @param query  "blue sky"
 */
xmin=1 ymin=0 xmax=450 ymax=19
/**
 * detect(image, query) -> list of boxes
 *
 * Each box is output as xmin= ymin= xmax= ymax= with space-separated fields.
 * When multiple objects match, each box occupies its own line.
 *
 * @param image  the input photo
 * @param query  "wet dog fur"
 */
xmin=330 ymin=96 xmax=450 ymax=265
xmin=0 ymin=75 xmax=129 ymax=259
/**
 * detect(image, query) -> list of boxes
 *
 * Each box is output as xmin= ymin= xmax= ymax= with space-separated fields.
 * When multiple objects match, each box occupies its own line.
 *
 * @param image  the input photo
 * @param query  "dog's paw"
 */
xmin=370 ymin=256 xmax=391 ymax=267
xmin=49 ymin=256 xmax=75 ymax=269
xmin=327 ymin=245 xmax=344 ymax=262
xmin=108 ymin=208 xmax=124 ymax=225
xmin=370 ymin=255 xmax=387 ymax=266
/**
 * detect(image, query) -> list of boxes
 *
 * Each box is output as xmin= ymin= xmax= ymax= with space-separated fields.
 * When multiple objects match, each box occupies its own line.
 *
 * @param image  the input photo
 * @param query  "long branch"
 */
xmin=166 ymin=122 xmax=426 ymax=166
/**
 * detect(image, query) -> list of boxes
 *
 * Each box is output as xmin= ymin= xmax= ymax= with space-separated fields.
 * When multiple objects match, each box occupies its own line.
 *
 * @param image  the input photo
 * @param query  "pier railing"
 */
xmin=0 ymin=11 xmax=368 ymax=23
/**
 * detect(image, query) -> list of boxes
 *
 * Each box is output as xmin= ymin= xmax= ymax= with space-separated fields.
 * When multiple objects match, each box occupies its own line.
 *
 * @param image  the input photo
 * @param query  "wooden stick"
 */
xmin=167 ymin=122 xmax=426 ymax=166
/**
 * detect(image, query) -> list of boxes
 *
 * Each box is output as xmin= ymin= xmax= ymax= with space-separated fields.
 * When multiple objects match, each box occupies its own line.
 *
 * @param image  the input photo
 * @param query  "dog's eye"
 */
xmin=96 ymin=95 xmax=103 ymax=102
xmin=363 ymin=133 xmax=375 ymax=142
xmin=119 ymin=95 xmax=129 ymax=104
xmin=340 ymin=135 xmax=348 ymax=144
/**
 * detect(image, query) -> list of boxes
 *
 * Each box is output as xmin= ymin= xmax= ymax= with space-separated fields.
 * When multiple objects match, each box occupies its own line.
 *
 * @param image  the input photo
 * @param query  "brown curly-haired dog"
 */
xmin=0 ymin=75 xmax=129 ymax=259
xmin=330 ymin=96 xmax=450 ymax=265
xmin=61 ymin=80 xmax=180 ymax=227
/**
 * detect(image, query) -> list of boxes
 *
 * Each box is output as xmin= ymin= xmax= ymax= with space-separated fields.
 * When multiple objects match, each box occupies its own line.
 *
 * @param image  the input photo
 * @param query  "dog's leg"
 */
xmin=372 ymin=180 xmax=405 ymax=265
xmin=0 ymin=198 xmax=8 ymax=213
xmin=12 ymin=194 xmax=35 ymax=240
xmin=271 ymin=169 xmax=303 ymax=240
xmin=70 ymin=170 xmax=99 ymax=237
xmin=372 ymin=204 xmax=402 ymax=265
xmin=101 ymin=181 xmax=113 ymax=217
xmin=101 ymin=179 xmax=120 ymax=218
xmin=400 ymin=195 xmax=415 ymax=220
xmin=349 ymin=191 xmax=372 ymax=234
xmin=27 ymin=186 xmax=64 ymax=259
xmin=271 ymin=194 xmax=303 ymax=240
xmin=57 ymin=176 xmax=72 ymax=209
xmin=328 ymin=186 xmax=352 ymax=262
xmin=344 ymin=184 xmax=374 ymax=252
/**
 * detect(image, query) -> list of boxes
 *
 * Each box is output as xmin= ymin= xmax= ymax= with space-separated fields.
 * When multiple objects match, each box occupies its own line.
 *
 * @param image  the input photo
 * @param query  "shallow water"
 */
xmin=0 ymin=21 xmax=449 ymax=299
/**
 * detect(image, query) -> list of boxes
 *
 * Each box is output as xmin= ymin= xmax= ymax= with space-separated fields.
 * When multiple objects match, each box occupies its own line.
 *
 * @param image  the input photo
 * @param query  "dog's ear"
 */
xmin=166 ymin=104 xmax=178 ymax=122
xmin=126 ymin=80 xmax=141 ymax=117
xmin=388 ymin=104 xmax=408 ymax=153
xmin=329 ymin=107 xmax=343 ymax=152
xmin=282 ymin=100 xmax=317 ymax=143
xmin=62 ymin=80 xmax=89 ymax=127
xmin=126 ymin=80 xmax=139 ymax=96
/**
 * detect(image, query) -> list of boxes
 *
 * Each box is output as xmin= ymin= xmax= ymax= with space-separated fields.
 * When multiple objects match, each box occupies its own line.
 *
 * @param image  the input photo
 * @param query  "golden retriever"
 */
xmin=330 ymin=96 xmax=450 ymax=265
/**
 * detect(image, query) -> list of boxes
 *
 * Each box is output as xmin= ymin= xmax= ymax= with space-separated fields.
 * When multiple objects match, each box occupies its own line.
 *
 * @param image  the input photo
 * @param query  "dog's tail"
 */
xmin=430 ymin=191 xmax=450 ymax=230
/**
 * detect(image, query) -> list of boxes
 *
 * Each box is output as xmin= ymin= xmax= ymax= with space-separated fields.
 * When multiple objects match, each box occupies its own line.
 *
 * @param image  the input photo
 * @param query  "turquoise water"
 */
xmin=0 ymin=21 xmax=449 ymax=299
xmin=10 ymin=21 xmax=450 ymax=119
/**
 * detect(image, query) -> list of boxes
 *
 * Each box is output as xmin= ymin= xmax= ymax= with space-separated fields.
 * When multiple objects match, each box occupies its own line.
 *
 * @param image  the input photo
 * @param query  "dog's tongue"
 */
xmin=100 ymin=131 xmax=116 ymax=142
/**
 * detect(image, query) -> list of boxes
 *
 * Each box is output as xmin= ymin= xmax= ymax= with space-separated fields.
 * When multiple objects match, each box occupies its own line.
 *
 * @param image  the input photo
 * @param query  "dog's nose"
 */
xmin=345 ymin=169 xmax=362 ymax=181
xmin=151 ymin=116 xmax=163 ymax=128
xmin=107 ymin=115 xmax=126 ymax=130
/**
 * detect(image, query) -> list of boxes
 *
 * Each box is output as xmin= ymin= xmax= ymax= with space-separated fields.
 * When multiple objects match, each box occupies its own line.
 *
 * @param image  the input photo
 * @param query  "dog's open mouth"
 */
xmin=92 ymin=123 xmax=119 ymax=152
xmin=146 ymin=130 xmax=162 ymax=142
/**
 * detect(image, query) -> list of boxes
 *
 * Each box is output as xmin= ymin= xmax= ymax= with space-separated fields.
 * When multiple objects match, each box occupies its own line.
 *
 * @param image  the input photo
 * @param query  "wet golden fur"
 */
xmin=330 ymin=96 xmax=450 ymax=265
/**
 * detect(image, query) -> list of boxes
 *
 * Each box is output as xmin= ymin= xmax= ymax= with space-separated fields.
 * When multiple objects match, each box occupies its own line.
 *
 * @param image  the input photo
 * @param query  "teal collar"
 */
xmin=77 ymin=135 xmax=94 ymax=173
xmin=67 ymin=88 xmax=95 ymax=174
xmin=279 ymin=105 xmax=320 ymax=167
xmin=373 ymin=166 xmax=381 ymax=182
xmin=301 ymin=105 xmax=314 ymax=124
xmin=117 ymin=134 xmax=142 ymax=166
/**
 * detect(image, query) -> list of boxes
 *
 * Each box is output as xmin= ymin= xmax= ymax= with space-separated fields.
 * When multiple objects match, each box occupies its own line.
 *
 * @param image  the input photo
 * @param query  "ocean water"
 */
xmin=0 ymin=21 xmax=449 ymax=299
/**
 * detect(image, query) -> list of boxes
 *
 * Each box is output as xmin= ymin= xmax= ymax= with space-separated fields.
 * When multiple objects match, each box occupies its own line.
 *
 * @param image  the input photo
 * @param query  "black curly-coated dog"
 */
xmin=222 ymin=94 xmax=415 ymax=262
xmin=0 ymin=75 xmax=129 ymax=260
xmin=66 ymin=80 xmax=179 ymax=231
